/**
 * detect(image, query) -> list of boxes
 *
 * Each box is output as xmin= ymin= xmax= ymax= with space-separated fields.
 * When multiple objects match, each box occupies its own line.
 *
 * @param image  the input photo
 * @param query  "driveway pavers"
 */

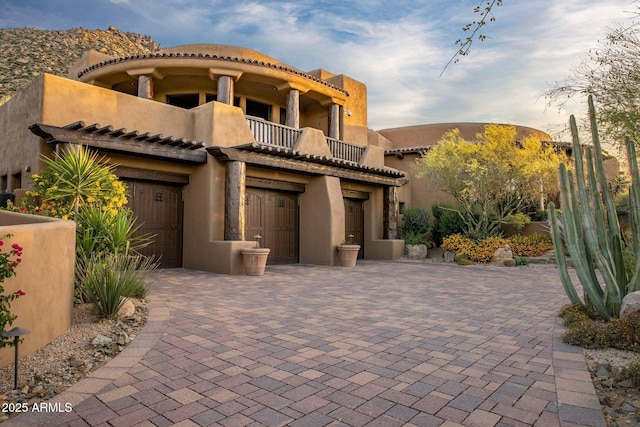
xmin=5 ymin=261 xmax=605 ymax=426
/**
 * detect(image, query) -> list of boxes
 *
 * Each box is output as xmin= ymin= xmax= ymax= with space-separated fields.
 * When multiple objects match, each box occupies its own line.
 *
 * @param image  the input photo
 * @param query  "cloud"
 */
xmin=0 ymin=0 xmax=636 ymax=134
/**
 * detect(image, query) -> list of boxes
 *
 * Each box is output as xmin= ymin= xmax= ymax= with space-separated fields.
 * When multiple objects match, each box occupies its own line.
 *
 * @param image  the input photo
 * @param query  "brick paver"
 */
xmin=5 ymin=261 xmax=605 ymax=426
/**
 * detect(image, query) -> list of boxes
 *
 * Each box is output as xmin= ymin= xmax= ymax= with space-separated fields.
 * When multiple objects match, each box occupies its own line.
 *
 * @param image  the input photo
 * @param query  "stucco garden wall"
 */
xmin=0 ymin=211 xmax=75 ymax=368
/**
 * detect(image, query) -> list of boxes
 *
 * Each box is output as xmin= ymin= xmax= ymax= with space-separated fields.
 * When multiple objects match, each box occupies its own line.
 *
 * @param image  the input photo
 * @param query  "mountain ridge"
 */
xmin=0 ymin=26 xmax=161 ymax=103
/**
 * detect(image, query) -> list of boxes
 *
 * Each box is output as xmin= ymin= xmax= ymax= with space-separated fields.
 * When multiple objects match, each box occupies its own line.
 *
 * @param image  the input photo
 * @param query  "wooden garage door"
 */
xmin=245 ymin=188 xmax=299 ymax=264
xmin=344 ymin=198 xmax=364 ymax=259
xmin=124 ymin=180 xmax=184 ymax=268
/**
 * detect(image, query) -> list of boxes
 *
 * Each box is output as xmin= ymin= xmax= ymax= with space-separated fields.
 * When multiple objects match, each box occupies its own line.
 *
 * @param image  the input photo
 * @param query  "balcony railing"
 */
xmin=246 ymin=116 xmax=301 ymax=149
xmin=246 ymin=116 xmax=365 ymax=163
xmin=326 ymin=137 xmax=366 ymax=163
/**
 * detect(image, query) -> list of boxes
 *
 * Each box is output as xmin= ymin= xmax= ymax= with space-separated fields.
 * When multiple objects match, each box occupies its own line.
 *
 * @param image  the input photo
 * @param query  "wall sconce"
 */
xmin=344 ymin=109 xmax=352 ymax=117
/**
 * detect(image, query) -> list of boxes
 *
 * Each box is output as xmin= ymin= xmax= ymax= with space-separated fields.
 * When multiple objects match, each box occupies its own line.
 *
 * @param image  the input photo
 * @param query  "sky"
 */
xmin=0 ymin=0 xmax=636 ymax=138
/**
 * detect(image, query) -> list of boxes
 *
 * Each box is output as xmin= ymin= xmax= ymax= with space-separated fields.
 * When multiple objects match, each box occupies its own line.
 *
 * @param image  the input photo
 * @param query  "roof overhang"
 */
xmin=29 ymin=122 xmax=207 ymax=165
xmin=208 ymin=143 xmax=406 ymax=187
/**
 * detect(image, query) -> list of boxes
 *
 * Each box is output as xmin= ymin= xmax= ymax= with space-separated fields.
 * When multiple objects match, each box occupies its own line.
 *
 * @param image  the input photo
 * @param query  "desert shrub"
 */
xmin=508 ymin=233 xmax=554 ymax=257
xmin=559 ymin=303 xmax=599 ymax=326
xmin=504 ymin=212 xmax=531 ymax=231
xmin=503 ymin=258 xmax=516 ymax=267
xmin=441 ymin=234 xmax=508 ymax=263
xmin=607 ymin=313 xmax=640 ymax=352
xmin=79 ymin=252 xmax=157 ymax=319
xmin=558 ymin=304 xmax=640 ymax=351
xmin=441 ymin=234 xmax=474 ymax=254
xmin=620 ymin=362 xmax=640 ymax=387
xmin=454 ymin=252 xmax=473 ymax=265
xmin=404 ymin=230 xmax=428 ymax=245
xmin=402 ymin=206 xmax=431 ymax=236
xmin=431 ymin=203 xmax=465 ymax=245
xmin=561 ymin=319 xmax=609 ymax=348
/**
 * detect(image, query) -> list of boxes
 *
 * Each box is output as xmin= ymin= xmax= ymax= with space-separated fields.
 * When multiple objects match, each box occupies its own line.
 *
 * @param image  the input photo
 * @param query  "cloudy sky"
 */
xmin=0 ymin=0 xmax=635 ymax=137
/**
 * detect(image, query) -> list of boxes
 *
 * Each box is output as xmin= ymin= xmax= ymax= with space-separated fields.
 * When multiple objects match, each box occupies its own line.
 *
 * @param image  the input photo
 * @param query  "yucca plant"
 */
xmin=548 ymin=95 xmax=640 ymax=320
xmin=41 ymin=145 xmax=118 ymax=219
xmin=76 ymin=206 xmax=153 ymax=257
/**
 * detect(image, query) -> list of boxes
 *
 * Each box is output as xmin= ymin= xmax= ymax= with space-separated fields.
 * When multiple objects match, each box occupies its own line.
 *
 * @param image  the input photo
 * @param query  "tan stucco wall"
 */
xmin=300 ymin=176 xmax=344 ymax=265
xmin=0 ymin=76 xmax=51 ymax=189
xmin=41 ymin=74 xmax=196 ymax=140
xmin=385 ymin=153 xmax=457 ymax=211
xmin=0 ymin=211 xmax=75 ymax=368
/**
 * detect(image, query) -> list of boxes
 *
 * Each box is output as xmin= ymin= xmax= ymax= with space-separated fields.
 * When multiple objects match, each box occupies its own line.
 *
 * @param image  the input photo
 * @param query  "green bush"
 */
xmin=504 ymin=212 xmax=531 ymax=231
xmin=503 ymin=258 xmax=516 ymax=267
xmin=78 ymin=252 xmax=157 ymax=319
xmin=402 ymin=207 xmax=431 ymax=236
xmin=454 ymin=252 xmax=473 ymax=265
xmin=431 ymin=203 xmax=465 ymax=245
xmin=403 ymin=230 xmax=428 ymax=245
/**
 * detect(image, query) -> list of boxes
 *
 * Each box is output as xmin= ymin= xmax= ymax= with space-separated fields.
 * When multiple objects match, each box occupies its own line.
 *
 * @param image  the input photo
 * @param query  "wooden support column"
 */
xmin=383 ymin=186 xmax=399 ymax=239
xmin=329 ymin=104 xmax=340 ymax=139
xmin=217 ymin=75 xmax=234 ymax=105
xmin=137 ymin=75 xmax=153 ymax=99
xmin=225 ymin=161 xmax=246 ymax=240
xmin=286 ymin=89 xmax=300 ymax=129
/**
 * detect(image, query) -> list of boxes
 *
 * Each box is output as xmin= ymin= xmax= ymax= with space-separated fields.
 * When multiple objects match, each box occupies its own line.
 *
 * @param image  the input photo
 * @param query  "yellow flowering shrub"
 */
xmin=442 ymin=233 xmax=553 ymax=263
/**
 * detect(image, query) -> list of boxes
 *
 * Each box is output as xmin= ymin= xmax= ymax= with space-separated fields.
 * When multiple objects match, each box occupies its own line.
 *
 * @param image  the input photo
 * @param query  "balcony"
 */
xmin=246 ymin=116 xmax=365 ymax=163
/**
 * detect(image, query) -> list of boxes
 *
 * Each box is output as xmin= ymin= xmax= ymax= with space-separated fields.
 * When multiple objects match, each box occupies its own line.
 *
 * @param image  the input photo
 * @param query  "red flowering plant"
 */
xmin=0 ymin=234 xmax=25 ymax=348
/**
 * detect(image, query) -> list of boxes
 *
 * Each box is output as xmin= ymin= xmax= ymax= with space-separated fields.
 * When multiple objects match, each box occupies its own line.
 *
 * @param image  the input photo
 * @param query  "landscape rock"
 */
xmin=91 ymin=334 xmax=113 ymax=346
xmin=493 ymin=245 xmax=513 ymax=265
xmin=118 ymin=298 xmax=135 ymax=317
xmin=620 ymin=290 xmax=640 ymax=317
xmin=405 ymin=244 xmax=428 ymax=260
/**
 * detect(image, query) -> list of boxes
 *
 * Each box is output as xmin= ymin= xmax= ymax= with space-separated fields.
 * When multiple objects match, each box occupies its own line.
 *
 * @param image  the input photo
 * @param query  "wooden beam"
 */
xmin=383 ymin=186 xmax=399 ymax=239
xmin=208 ymin=146 xmax=405 ymax=187
xmin=225 ymin=161 xmax=246 ymax=241
xmin=30 ymin=124 xmax=207 ymax=164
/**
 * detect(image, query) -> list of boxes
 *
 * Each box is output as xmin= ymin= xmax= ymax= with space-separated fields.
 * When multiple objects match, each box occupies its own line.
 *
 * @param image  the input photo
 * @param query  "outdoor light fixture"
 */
xmin=3 ymin=326 xmax=31 ymax=390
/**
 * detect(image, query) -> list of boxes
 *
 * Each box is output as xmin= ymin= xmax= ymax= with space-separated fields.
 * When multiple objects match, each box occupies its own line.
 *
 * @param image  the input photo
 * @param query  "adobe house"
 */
xmin=0 ymin=44 xmax=407 ymax=273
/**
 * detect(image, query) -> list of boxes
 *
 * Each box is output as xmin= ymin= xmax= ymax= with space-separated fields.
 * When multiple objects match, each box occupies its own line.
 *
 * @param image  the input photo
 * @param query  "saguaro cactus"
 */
xmin=548 ymin=96 xmax=640 ymax=320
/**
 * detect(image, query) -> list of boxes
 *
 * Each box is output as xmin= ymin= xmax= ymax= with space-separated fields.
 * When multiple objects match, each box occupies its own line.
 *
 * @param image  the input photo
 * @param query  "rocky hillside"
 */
xmin=0 ymin=26 xmax=161 ymax=102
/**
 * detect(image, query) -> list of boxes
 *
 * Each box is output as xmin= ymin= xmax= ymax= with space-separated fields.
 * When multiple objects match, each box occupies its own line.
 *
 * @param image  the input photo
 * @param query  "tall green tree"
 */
xmin=415 ymin=124 xmax=568 ymax=239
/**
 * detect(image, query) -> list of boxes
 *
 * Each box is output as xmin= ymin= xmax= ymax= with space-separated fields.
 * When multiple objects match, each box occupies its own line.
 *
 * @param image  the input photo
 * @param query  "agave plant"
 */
xmin=548 ymin=96 xmax=640 ymax=320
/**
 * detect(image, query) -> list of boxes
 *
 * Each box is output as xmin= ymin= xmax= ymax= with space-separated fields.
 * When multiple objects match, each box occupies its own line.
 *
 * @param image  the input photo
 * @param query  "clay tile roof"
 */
xmin=77 ymin=53 xmax=349 ymax=96
xmin=239 ymin=142 xmax=405 ymax=178
xmin=384 ymin=145 xmax=434 ymax=155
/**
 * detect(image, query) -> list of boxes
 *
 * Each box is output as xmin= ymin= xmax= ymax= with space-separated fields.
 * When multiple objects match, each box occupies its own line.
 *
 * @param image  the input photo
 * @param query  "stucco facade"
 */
xmin=0 ymin=44 xmax=560 ymax=272
xmin=0 ymin=44 xmax=407 ymax=273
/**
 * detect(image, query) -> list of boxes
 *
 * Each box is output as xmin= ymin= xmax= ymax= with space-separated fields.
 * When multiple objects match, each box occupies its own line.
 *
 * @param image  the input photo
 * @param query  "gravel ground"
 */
xmin=0 ymin=300 xmax=147 ymax=422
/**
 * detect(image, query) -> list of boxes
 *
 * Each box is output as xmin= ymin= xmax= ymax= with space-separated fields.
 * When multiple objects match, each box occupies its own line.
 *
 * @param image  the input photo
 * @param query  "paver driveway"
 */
xmin=6 ymin=261 xmax=605 ymax=426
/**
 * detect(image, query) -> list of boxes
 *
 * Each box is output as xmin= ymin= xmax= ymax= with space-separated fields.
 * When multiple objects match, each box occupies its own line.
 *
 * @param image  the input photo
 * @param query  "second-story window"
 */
xmin=167 ymin=94 xmax=199 ymax=109
xmin=246 ymin=99 xmax=271 ymax=121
